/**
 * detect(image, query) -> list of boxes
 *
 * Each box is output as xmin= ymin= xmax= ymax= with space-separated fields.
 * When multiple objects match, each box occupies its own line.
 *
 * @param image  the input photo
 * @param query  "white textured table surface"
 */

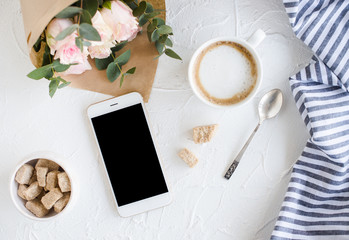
xmin=0 ymin=0 xmax=313 ymax=239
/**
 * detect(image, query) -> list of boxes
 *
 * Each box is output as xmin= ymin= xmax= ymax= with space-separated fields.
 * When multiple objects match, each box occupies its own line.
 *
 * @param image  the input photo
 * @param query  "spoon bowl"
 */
xmin=258 ymin=89 xmax=283 ymax=123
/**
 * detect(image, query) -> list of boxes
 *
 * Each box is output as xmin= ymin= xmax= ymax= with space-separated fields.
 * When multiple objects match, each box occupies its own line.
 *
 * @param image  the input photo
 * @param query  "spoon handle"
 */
xmin=224 ymin=123 xmax=261 ymax=180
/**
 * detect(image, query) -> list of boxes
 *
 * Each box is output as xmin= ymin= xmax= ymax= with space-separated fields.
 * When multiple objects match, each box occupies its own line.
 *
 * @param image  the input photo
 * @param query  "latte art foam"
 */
xmin=194 ymin=41 xmax=257 ymax=105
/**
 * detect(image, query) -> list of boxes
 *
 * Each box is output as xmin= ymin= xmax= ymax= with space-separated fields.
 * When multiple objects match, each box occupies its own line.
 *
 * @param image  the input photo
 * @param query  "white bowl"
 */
xmin=10 ymin=152 xmax=76 ymax=221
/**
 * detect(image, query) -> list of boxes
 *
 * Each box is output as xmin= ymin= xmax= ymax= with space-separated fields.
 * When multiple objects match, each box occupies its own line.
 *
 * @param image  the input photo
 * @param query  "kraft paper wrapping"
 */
xmin=20 ymin=0 xmax=166 ymax=102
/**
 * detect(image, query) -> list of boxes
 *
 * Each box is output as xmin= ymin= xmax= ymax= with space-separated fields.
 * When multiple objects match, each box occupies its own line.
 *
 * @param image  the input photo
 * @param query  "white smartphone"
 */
xmin=87 ymin=92 xmax=171 ymax=217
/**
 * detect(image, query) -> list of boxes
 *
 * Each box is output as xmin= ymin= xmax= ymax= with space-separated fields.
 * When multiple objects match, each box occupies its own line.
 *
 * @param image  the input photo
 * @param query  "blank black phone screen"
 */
xmin=91 ymin=103 xmax=168 ymax=206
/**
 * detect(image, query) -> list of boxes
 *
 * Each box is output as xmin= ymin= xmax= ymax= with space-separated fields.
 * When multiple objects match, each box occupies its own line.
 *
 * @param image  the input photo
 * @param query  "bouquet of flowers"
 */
xmin=26 ymin=0 xmax=180 ymax=97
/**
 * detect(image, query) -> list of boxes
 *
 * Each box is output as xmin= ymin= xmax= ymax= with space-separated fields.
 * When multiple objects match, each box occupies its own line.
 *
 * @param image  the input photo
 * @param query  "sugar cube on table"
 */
xmin=193 ymin=124 xmax=218 ymax=144
xmin=15 ymin=164 xmax=34 ymax=185
xmin=178 ymin=148 xmax=199 ymax=168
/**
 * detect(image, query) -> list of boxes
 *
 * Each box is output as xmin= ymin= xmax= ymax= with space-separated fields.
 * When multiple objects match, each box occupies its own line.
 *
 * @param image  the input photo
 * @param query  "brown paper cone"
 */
xmin=20 ymin=0 xmax=166 ymax=102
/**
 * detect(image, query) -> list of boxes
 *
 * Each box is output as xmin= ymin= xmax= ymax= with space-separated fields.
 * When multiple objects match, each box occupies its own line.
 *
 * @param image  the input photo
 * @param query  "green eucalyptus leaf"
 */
xmin=164 ymin=48 xmax=182 ymax=60
xmin=49 ymin=78 xmax=60 ymax=97
xmin=152 ymin=18 xmax=159 ymax=26
xmin=55 ymin=24 xmax=78 ymax=41
xmin=75 ymin=37 xmax=84 ymax=52
xmin=119 ymin=67 xmax=136 ymax=87
xmin=151 ymin=29 xmax=159 ymax=42
xmin=145 ymin=2 xmax=154 ymax=13
xmin=147 ymin=21 xmax=157 ymax=33
xmin=95 ymin=55 xmax=114 ymax=70
xmin=133 ymin=1 xmax=146 ymax=17
xmin=154 ymin=17 xmax=165 ymax=26
xmin=126 ymin=1 xmax=138 ymax=10
xmin=55 ymin=76 xmax=71 ymax=89
xmin=111 ymin=41 xmax=128 ymax=52
xmin=120 ymin=74 xmax=125 ymax=88
xmin=80 ymin=9 xmax=92 ymax=24
xmin=27 ymin=64 xmax=53 ymax=80
xmin=144 ymin=11 xmax=160 ymax=19
xmin=52 ymin=60 xmax=71 ymax=72
xmin=147 ymin=31 xmax=152 ymax=42
xmin=55 ymin=76 xmax=66 ymax=82
xmin=151 ymin=19 xmax=159 ymax=29
xmin=82 ymin=0 xmax=99 ymax=17
xmin=138 ymin=14 xmax=148 ymax=26
xmin=155 ymin=40 xmax=164 ymax=54
xmin=158 ymin=34 xmax=167 ymax=44
xmin=157 ymin=25 xmax=172 ymax=35
xmin=106 ymin=62 xmax=121 ymax=82
xmin=55 ymin=7 xmax=82 ymax=18
xmin=79 ymin=23 xmax=101 ymax=41
xmin=45 ymin=69 xmax=54 ymax=79
xmin=126 ymin=67 xmax=136 ymax=74
xmin=165 ymin=38 xmax=173 ymax=47
xmin=58 ymin=81 xmax=71 ymax=89
xmin=115 ymin=49 xmax=131 ymax=66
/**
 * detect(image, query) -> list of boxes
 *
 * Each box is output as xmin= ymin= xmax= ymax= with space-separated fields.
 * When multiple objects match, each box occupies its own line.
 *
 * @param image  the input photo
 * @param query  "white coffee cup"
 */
xmin=188 ymin=29 xmax=266 ymax=108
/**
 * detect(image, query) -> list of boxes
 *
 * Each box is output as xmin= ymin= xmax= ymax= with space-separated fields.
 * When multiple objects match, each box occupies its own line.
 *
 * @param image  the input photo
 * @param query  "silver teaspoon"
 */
xmin=224 ymin=89 xmax=283 ymax=180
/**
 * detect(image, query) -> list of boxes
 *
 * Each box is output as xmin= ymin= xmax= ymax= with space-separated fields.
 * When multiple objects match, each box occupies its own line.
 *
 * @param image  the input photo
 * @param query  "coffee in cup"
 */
xmin=188 ymin=29 xmax=265 ymax=108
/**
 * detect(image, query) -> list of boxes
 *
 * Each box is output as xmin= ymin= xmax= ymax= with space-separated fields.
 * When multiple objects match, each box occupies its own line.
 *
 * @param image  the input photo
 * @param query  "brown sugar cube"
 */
xmin=193 ymin=124 xmax=218 ymax=144
xmin=35 ymin=159 xmax=60 ymax=172
xmin=28 ymin=171 xmax=37 ymax=185
xmin=178 ymin=148 xmax=199 ymax=168
xmin=17 ymin=184 xmax=28 ymax=200
xmin=36 ymin=167 xmax=48 ymax=187
xmin=26 ymin=199 xmax=49 ymax=217
xmin=57 ymin=172 xmax=71 ymax=192
xmin=54 ymin=192 xmax=70 ymax=213
xmin=41 ymin=188 xmax=63 ymax=210
xmin=15 ymin=164 xmax=34 ymax=185
xmin=23 ymin=181 xmax=43 ymax=200
xmin=45 ymin=170 xmax=60 ymax=191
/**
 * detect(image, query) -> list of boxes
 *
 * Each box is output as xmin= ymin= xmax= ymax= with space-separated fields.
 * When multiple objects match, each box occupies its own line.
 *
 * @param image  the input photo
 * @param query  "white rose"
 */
xmin=88 ymin=10 xmax=115 ymax=59
xmin=100 ymin=0 xmax=141 ymax=43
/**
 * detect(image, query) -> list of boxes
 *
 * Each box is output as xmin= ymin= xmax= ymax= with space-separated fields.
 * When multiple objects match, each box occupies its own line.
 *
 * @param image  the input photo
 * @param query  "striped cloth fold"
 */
xmin=271 ymin=0 xmax=349 ymax=239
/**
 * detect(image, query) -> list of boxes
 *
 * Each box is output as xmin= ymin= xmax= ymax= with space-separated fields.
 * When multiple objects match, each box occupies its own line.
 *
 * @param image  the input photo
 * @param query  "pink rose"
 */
xmin=89 ymin=10 xmax=115 ymax=59
xmin=100 ymin=0 xmax=141 ymax=42
xmin=46 ymin=18 xmax=91 ymax=75
xmin=54 ymin=34 xmax=92 ymax=75
xmin=46 ymin=18 xmax=74 ymax=55
xmin=61 ymin=56 xmax=92 ymax=75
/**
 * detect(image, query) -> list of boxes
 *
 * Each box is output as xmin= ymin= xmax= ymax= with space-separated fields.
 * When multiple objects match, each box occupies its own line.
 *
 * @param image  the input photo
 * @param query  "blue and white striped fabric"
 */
xmin=271 ymin=0 xmax=349 ymax=239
